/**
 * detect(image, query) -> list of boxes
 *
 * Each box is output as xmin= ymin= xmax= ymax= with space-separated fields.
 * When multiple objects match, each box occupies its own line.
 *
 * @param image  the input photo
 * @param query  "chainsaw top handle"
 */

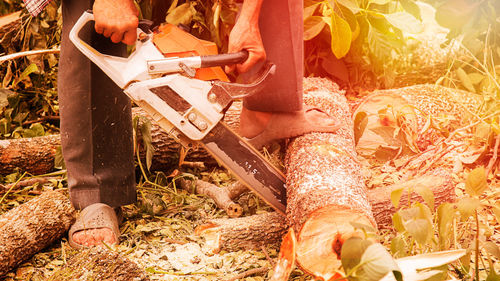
xmin=200 ymin=50 xmax=249 ymax=68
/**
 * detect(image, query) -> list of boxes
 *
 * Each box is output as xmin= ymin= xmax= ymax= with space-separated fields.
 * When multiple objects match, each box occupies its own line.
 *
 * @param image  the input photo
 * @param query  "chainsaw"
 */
xmin=69 ymin=11 xmax=286 ymax=214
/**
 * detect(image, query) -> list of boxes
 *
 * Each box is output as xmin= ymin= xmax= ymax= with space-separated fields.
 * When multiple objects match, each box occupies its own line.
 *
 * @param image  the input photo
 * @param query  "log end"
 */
xmin=296 ymin=205 xmax=375 ymax=280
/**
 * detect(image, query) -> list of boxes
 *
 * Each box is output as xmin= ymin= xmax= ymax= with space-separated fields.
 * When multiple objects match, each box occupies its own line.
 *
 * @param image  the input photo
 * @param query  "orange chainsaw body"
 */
xmin=153 ymin=24 xmax=230 ymax=82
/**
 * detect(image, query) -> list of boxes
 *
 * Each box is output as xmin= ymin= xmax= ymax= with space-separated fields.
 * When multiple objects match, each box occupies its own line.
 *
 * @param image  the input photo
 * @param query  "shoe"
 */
xmin=68 ymin=203 xmax=120 ymax=249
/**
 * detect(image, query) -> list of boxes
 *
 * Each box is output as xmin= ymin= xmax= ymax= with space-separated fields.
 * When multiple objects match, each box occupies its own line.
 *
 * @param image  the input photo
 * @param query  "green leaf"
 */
xmin=437 ymin=203 xmax=454 ymax=249
xmin=456 ymin=67 xmax=475 ymax=93
xmin=398 ymin=0 xmax=422 ymax=21
xmin=391 ymin=187 xmax=405 ymax=208
xmin=341 ymin=237 xmax=373 ymax=274
xmin=483 ymin=241 xmax=500 ymax=259
xmin=486 ymin=269 xmax=500 ymax=281
xmin=0 ymin=89 xmax=14 ymax=109
xmin=305 ymin=0 xmax=322 ymax=18
xmin=414 ymin=184 xmax=435 ymax=210
xmin=468 ymin=72 xmax=485 ymax=85
xmin=350 ymin=221 xmax=377 ymax=233
xmin=139 ymin=118 xmax=155 ymax=171
xmin=304 ymin=16 xmax=326 ymax=40
xmin=369 ymin=0 xmax=391 ymax=5
xmin=465 ymin=167 xmax=488 ymax=196
xmin=357 ymin=243 xmax=401 ymax=281
xmin=325 ymin=11 xmax=352 ymax=58
xmin=54 ymin=145 xmax=66 ymax=170
xmin=456 ymin=197 xmax=481 ymax=219
xmin=166 ymin=2 xmax=196 ymax=26
xmin=19 ymin=63 xmax=39 ymax=82
xmin=384 ymin=12 xmax=423 ymax=34
xmin=392 ymin=212 xmax=405 ymax=233
xmin=404 ymin=218 xmax=431 ymax=244
xmin=332 ymin=0 xmax=360 ymax=13
xmin=390 ymin=235 xmax=407 ymax=257
xmin=354 ymin=111 xmax=368 ymax=145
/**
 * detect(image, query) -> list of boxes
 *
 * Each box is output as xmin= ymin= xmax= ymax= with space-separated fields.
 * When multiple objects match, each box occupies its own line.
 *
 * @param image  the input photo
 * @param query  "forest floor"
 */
xmin=0 ymin=129 xmax=499 ymax=280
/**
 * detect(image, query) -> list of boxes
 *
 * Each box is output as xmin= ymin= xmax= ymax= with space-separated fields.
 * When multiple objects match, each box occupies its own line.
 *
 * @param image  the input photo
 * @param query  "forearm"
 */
xmin=239 ymin=0 xmax=264 ymax=26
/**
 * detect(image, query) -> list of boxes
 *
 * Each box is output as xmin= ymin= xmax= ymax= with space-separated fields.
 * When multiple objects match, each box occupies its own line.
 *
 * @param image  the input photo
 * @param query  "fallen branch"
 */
xmin=195 ymin=212 xmax=288 ymax=254
xmin=0 ymin=191 xmax=76 ymax=277
xmin=195 ymin=168 xmax=455 ymax=253
xmin=224 ymin=266 xmax=269 ymax=281
xmin=177 ymin=178 xmax=243 ymax=218
xmin=0 ymin=48 xmax=60 ymax=64
xmin=0 ymin=176 xmax=60 ymax=194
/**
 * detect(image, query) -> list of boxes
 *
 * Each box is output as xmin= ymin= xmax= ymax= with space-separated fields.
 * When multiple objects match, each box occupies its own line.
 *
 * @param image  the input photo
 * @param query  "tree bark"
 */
xmin=0 ymin=11 xmax=21 ymax=42
xmin=0 ymin=105 xmax=241 ymax=176
xmin=195 ymin=212 xmax=288 ymax=254
xmin=284 ymin=78 xmax=377 ymax=280
xmin=194 ymin=171 xmax=455 ymax=253
xmin=0 ymin=191 xmax=76 ymax=277
xmin=47 ymin=247 xmax=150 ymax=281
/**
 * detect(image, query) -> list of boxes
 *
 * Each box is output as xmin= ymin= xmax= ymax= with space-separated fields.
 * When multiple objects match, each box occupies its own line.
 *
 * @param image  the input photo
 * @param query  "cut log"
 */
xmin=0 ymin=105 xmax=242 ymax=176
xmin=177 ymin=178 xmax=243 ymax=218
xmin=0 ymin=191 xmax=76 ymax=277
xmin=284 ymin=78 xmax=376 ymax=280
xmin=195 ymin=170 xmax=455 ymax=253
xmin=353 ymin=84 xmax=483 ymax=154
xmin=0 ymin=83 xmax=482 ymax=176
xmin=0 ymin=11 xmax=22 ymax=42
xmin=47 ymin=247 xmax=150 ymax=281
xmin=0 ymin=134 xmax=61 ymax=176
xmin=194 ymin=212 xmax=288 ymax=254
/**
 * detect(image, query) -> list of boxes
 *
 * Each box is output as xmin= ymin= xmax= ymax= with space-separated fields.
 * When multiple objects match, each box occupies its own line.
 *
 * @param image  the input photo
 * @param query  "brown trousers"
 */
xmin=59 ymin=0 xmax=136 ymax=209
xmin=58 ymin=0 xmax=302 ymax=209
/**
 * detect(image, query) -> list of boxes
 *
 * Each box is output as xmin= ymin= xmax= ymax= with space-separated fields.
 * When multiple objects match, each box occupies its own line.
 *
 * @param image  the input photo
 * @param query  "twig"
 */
xmin=180 ymin=161 xmax=205 ymax=169
xmin=224 ymin=266 xmax=269 ymax=281
xmin=0 ymin=176 xmax=60 ymax=194
xmin=22 ymin=115 xmax=60 ymax=126
xmin=486 ymin=134 xmax=500 ymax=176
xmin=261 ymin=245 xmax=275 ymax=267
xmin=0 ymin=172 xmax=27 ymax=204
xmin=419 ymin=143 xmax=458 ymax=175
xmin=0 ymin=48 xmax=60 ymax=64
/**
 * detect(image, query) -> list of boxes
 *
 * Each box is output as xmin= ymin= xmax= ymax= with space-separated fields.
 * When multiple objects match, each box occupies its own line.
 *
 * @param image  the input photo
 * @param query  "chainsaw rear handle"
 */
xmin=69 ymin=11 xmax=164 ymax=88
xmin=200 ymin=50 xmax=249 ymax=68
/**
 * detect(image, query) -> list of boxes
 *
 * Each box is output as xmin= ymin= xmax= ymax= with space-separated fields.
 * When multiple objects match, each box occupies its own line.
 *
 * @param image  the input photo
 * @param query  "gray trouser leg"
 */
xmin=243 ymin=0 xmax=303 ymax=112
xmin=59 ymin=0 xmax=136 ymax=209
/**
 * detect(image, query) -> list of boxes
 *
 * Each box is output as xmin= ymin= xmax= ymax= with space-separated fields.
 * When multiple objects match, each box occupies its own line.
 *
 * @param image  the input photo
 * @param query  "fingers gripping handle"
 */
xmin=69 ymin=11 xmax=161 ymax=89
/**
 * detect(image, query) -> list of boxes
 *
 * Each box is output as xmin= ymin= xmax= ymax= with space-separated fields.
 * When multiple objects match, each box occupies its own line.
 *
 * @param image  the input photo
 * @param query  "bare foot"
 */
xmin=72 ymin=228 xmax=117 ymax=247
xmin=239 ymin=106 xmax=340 ymax=148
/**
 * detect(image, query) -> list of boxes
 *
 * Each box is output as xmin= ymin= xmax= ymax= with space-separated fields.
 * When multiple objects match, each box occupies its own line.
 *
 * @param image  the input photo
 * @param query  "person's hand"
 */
xmin=225 ymin=18 xmax=266 ymax=74
xmin=93 ymin=0 xmax=139 ymax=45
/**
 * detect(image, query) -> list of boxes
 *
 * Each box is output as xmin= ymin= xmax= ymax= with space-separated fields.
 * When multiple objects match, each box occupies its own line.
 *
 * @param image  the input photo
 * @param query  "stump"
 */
xmin=0 ymin=191 xmax=76 ymax=277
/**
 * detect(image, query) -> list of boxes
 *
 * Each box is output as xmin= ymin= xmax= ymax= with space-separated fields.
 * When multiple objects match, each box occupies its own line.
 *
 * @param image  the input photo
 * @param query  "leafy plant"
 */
xmin=390 ymin=167 xmax=500 ymax=280
xmin=0 ymin=1 xmax=61 ymax=139
xmin=304 ymin=0 xmax=423 ymax=88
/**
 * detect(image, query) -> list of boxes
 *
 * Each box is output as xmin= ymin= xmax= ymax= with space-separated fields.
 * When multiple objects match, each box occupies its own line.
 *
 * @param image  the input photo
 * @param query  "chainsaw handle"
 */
xmin=200 ymin=50 xmax=249 ymax=68
xmin=69 ymin=11 xmax=164 ymax=88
